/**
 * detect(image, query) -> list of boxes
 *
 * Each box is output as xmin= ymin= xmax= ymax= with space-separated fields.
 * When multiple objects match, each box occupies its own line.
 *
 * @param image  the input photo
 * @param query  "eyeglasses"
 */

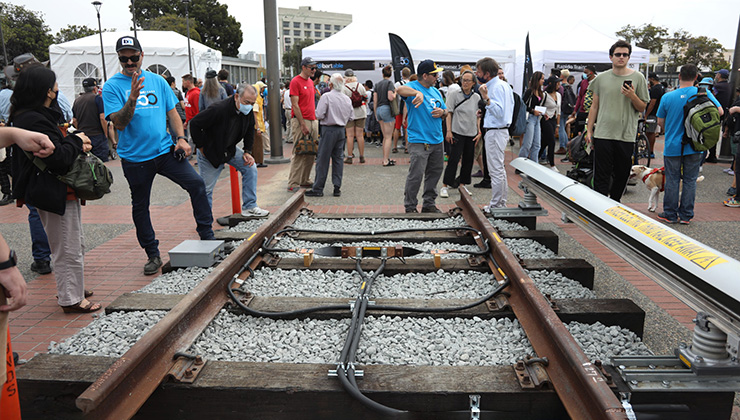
xmin=612 ymin=53 xmax=630 ymax=58
xmin=308 ymin=66 xmax=317 ymax=71
xmin=462 ymin=78 xmax=474 ymax=83
xmin=118 ymin=55 xmax=141 ymax=63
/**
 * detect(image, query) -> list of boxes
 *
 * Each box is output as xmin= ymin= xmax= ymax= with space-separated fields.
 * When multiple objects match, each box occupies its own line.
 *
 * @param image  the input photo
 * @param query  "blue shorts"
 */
xmin=376 ymin=105 xmax=394 ymax=123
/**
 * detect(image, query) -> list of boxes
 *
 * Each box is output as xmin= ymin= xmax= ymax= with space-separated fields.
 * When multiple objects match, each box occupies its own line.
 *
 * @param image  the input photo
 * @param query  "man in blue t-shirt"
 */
xmin=656 ymin=63 xmax=723 ymax=225
xmin=103 ymin=36 xmax=214 ymax=275
xmin=396 ymin=59 xmax=447 ymax=213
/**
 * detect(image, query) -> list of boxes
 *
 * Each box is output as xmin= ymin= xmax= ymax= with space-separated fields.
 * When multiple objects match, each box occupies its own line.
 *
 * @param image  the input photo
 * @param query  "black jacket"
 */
xmin=11 ymin=106 xmax=83 ymax=215
xmin=189 ymin=95 xmax=255 ymax=168
xmin=522 ymin=89 xmax=545 ymax=114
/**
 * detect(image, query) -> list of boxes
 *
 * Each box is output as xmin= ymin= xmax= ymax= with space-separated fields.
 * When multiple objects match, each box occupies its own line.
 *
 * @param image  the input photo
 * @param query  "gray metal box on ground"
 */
xmin=168 ymin=240 xmax=224 ymax=268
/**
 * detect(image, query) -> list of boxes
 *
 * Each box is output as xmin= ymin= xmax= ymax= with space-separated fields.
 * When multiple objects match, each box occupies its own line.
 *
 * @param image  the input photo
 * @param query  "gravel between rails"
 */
xmin=226 ymin=215 xmax=528 ymax=234
xmin=48 ymin=309 xmax=650 ymax=364
xmin=503 ymin=238 xmax=561 ymax=259
xmin=48 ymin=310 xmax=167 ymax=357
xmin=272 ymin=238 xmax=483 ymax=259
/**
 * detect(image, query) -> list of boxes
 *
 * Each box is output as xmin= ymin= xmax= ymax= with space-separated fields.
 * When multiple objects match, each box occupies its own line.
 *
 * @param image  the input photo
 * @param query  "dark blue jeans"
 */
xmin=27 ymin=204 xmax=51 ymax=262
xmin=663 ymin=153 xmax=702 ymax=222
xmin=122 ymin=151 xmax=214 ymax=258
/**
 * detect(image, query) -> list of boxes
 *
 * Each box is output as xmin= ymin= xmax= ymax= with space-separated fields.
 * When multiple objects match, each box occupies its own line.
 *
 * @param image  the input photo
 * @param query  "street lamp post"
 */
xmin=92 ymin=1 xmax=108 ymax=81
xmin=183 ymin=0 xmax=193 ymax=75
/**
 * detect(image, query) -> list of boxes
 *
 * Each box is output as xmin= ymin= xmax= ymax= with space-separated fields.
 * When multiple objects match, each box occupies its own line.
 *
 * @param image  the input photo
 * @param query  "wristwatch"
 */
xmin=177 ymin=135 xmax=187 ymax=141
xmin=0 ymin=249 xmax=17 ymax=270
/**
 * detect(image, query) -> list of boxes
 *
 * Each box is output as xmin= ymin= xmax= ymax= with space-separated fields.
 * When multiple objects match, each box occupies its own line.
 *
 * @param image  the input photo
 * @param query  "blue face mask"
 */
xmin=239 ymin=104 xmax=253 ymax=115
xmin=477 ymin=75 xmax=487 ymax=84
xmin=582 ymin=73 xmax=589 ymax=80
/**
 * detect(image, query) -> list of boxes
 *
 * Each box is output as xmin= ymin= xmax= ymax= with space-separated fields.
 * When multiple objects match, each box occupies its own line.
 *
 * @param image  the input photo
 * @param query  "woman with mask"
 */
xmin=9 ymin=65 xmax=99 ymax=313
xmin=519 ymin=71 xmax=545 ymax=161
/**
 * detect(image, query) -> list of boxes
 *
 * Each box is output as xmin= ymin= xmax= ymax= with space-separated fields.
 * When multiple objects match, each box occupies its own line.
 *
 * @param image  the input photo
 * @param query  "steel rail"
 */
xmin=75 ymin=192 xmax=307 ymax=419
xmin=510 ymin=157 xmax=740 ymax=346
xmin=456 ymin=188 xmax=627 ymax=420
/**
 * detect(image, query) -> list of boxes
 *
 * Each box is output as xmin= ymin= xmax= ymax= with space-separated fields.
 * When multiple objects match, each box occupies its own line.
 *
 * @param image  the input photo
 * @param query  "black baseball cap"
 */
xmin=82 ymin=78 xmax=98 ymax=88
xmin=417 ymin=59 xmax=442 ymax=76
xmin=116 ymin=36 xmax=142 ymax=52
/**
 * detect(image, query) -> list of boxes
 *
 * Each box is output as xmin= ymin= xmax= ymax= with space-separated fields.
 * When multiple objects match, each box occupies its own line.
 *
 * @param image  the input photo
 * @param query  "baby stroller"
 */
xmin=565 ymin=132 xmax=594 ymax=188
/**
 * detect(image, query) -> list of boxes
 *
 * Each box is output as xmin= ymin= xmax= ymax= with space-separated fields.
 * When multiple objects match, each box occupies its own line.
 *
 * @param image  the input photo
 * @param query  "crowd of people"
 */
xmin=0 ymin=37 xmax=738 ymax=316
xmin=0 ymin=36 xmax=275 ymax=314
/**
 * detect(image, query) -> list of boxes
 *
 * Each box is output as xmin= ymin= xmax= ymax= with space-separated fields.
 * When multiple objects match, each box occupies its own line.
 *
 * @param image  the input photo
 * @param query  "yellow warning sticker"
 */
xmin=605 ymin=207 xmax=727 ymax=270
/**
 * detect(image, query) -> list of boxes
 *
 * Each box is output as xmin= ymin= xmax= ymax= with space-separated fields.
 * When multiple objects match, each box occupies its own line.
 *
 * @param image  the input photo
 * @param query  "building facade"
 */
xmin=278 ymin=6 xmax=352 ymax=54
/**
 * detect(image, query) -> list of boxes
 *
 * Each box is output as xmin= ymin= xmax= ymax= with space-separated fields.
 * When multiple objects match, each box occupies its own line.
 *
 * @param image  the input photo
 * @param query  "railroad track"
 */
xmin=16 ymin=176 xmax=739 ymax=419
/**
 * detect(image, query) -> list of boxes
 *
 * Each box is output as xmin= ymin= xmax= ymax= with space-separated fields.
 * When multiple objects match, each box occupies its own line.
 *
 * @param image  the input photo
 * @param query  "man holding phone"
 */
xmin=586 ymin=40 xmax=649 ymax=202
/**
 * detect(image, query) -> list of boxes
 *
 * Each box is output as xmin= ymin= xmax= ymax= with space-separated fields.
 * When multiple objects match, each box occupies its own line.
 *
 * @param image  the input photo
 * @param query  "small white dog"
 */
xmin=630 ymin=165 xmax=705 ymax=212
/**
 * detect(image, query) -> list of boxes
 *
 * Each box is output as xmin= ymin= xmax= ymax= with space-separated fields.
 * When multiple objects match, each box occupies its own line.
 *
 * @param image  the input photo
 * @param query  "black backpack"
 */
xmin=509 ymin=92 xmax=527 ymax=137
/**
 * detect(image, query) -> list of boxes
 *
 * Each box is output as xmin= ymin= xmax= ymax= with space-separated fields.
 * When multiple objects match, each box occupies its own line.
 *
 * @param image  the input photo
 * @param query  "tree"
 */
xmin=54 ymin=25 xmax=100 ymax=44
xmin=664 ymin=29 xmax=728 ymax=71
xmin=131 ymin=0 xmax=242 ymax=56
xmin=282 ymin=39 xmax=315 ymax=77
xmin=0 ymin=2 xmax=53 ymax=65
xmin=683 ymin=35 xmax=729 ymax=70
xmin=149 ymin=14 xmax=201 ymax=43
xmin=616 ymin=23 xmax=669 ymax=55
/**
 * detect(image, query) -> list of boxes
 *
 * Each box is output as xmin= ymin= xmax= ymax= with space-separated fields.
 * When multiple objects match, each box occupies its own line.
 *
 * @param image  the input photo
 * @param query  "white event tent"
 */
xmin=509 ymin=22 xmax=650 ymax=94
xmin=49 ymin=31 xmax=222 ymax=101
xmin=302 ymin=22 xmax=516 ymax=83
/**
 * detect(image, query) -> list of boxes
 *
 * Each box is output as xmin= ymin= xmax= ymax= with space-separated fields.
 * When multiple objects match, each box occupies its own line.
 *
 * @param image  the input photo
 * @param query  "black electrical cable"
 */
xmin=261 ymin=226 xmax=492 ymax=256
xmin=227 ymin=249 xmax=350 ymax=318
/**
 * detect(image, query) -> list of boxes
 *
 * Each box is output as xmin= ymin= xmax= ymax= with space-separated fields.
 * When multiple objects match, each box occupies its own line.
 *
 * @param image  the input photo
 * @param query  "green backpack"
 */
xmin=683 ymin=87 xmax=721 ymax=152
xmin=26 ymin=151 xmax=113 ymax=200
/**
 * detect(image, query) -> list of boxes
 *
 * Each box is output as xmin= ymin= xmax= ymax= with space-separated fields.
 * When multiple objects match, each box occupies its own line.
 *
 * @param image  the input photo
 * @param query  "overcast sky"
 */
xmin=8 ymin=0 xmax=739 ymax=57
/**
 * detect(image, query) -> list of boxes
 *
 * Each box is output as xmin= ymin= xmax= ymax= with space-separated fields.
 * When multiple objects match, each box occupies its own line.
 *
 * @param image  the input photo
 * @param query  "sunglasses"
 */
xmin=118 ymin=55 xmax=141 ymax=63
xmin=612 ymin=53 xmax=630 ymax=58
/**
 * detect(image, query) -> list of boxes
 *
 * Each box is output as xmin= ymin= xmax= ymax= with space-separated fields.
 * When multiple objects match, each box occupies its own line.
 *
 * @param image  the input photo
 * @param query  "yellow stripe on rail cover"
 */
xmin=363 ymin=247 xmax=381 ymax=251
xmin=247 ymin=233 xmax=257 ymax=241
xmin=491 ymin=231 xmax=502 ymax=243
xmin=605 ymin=206 xmax=727 ymax=270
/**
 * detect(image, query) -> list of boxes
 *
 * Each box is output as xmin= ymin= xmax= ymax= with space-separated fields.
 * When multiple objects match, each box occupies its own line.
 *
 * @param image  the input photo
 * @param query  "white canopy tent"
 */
xmin=50 ymin=31 xmax=222 ymax=101
xmin=509 ymin=22 xmax=650 ymax=94
xmin=301 ymin=22 xmax=516 ymax=84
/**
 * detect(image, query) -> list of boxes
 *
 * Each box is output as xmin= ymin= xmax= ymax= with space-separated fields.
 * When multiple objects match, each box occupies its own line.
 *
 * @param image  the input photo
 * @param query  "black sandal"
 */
xmin=61 ymin=299 xmax=102 ymax=313
xmin=383 ymin=161 xmax=395 ymax=167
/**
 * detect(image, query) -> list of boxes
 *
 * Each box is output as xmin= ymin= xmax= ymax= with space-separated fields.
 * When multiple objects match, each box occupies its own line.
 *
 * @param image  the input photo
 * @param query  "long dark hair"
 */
xmin=9 ymin=65 xmax=56 ymax=121
xmin=528 ymin=71 xmax=544 ymax=95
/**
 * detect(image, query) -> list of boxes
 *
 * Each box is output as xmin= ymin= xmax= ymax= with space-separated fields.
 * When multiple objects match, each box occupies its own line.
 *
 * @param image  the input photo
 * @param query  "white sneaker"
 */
xmin=482 ymin=205 xmax=491 ymax=214
xmin=440 ymin=187 xmax=449 ymax=198
xmin=551 ymin=166 xmax=559 ymax=173
xmin=241 ymin=206 xmax=269 ymax=218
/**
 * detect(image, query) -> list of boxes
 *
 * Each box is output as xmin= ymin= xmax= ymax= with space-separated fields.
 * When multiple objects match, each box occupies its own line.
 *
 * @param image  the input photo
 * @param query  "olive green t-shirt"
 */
xmin=589 ymin=70 xmax=649 ymax=142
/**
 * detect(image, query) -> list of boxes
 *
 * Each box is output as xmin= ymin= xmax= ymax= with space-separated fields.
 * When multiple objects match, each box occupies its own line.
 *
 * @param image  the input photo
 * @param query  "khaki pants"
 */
xmin=288 ymin=118 xmax=318 ymax=188
xmin=37 ymin=200 xmax=86 ymax=306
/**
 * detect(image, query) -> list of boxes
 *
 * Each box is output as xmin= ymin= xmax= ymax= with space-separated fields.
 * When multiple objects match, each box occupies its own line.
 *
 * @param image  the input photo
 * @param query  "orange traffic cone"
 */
xmin=1 ymin=328 xmax=21 ymax=420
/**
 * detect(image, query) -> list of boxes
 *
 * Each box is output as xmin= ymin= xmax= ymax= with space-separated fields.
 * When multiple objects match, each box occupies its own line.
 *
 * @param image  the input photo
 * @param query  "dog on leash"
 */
xmin=630 ymin=165 xmax=705 ymax=212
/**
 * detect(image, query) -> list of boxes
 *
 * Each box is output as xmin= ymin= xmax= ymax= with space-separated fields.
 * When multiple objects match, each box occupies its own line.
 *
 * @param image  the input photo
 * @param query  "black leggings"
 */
xmin=540 ymin=118 xmax=556 ymax=166
xmin=443 ymin=133 xmax=476 ymax=186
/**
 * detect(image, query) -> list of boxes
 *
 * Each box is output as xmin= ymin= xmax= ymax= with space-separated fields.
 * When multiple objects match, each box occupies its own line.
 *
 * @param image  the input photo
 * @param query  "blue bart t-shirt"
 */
xmin=102 ymin=70 xmax=177 ymax=162
xmin=656 ymin=86 xmax=720 ymax=157
xmin=402 ymin=80 xmax=446 ymax=144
